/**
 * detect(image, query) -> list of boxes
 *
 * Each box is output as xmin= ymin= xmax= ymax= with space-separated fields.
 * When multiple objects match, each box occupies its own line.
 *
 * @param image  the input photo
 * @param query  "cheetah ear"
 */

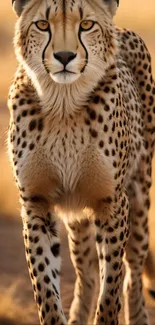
xmin=12 ymin=0 xmax=30 ymax=16
xmin=103 ymin=0 xmax=119 ymax=16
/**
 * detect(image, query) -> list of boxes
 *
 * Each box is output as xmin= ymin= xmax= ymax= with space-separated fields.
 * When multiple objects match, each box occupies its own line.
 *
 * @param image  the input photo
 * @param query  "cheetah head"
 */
xmin=13 ymin=0 xmax=118 ymax=87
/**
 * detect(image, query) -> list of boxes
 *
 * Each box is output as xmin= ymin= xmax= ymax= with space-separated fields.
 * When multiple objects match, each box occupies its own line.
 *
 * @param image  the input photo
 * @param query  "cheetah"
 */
xmin=8 ymin=0 xmax=155 ymax=325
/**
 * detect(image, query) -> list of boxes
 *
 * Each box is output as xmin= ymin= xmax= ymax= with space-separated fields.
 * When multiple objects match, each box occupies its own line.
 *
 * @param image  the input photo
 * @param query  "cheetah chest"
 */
xmin=18 ymin=117 xmax=114 ymax=212
xmin=47 ymin=122 xmax=114 ymax=211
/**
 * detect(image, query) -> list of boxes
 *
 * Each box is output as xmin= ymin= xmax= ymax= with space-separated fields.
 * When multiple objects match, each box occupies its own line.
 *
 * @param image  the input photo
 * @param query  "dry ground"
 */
xmin=0 ymin=1 xmax=155 ymax=324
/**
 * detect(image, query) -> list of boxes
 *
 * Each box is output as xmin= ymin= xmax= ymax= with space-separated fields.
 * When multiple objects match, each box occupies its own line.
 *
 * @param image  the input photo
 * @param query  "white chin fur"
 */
xmin=50 ymin=72 xmax=80 ymax=84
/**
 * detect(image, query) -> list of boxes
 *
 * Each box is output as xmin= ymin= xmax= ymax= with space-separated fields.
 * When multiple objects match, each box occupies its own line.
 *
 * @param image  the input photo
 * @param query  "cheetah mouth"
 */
xmin=51 ymin=69 xmax=80 ymax=84
xmin=54 ymin=69 xmax=76 ymax=75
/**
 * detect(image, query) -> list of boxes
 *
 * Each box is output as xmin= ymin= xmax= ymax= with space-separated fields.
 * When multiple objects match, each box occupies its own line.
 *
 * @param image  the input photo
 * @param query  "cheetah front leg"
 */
xmin=94 ymin=192 xmax=130 ymax=325
xmin=21 ymin=197 xmax=67 ymax=325
xmin=65 ymin=219 xmax=98 ymax=325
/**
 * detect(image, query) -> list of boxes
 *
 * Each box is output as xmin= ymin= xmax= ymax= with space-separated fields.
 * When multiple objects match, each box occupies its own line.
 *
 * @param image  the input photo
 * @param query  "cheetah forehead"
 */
xmin=13 ymin=0 xmax=118 ymax=18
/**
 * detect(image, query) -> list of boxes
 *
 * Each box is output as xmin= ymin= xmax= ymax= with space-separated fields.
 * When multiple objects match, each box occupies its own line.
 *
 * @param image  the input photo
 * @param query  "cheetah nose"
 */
xmin=54 ymin=51 xmax=77 ymax=66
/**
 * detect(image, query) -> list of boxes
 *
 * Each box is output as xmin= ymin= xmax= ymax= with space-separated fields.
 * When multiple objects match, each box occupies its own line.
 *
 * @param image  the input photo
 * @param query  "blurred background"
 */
xmin=0 ymin=1 xmax=155 ymax=324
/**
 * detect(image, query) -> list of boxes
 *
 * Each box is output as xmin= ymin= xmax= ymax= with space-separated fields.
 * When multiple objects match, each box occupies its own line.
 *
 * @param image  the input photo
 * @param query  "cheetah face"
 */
xmin=15 ymin=0 xmax=117 ymax=85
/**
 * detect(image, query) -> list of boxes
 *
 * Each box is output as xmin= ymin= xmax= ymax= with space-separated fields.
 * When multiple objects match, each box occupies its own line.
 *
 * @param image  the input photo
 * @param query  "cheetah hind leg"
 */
xmin=124 ymin=178 xmax=150 ymax=325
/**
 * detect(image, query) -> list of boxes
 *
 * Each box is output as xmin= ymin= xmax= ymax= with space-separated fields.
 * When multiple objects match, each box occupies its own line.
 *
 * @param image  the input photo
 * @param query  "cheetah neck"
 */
xmin=23 ymin=56 xmax=115 ymax=119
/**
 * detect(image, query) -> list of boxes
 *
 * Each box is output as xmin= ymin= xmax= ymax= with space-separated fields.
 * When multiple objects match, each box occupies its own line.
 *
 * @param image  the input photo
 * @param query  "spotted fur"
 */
xmin=8 ymin=1 xmax=155 ymax=325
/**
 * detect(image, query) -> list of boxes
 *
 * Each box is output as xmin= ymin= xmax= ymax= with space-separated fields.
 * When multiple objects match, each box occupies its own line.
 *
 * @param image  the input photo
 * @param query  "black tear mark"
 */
xmin=42 ymin=28 xmax=52 ymax=73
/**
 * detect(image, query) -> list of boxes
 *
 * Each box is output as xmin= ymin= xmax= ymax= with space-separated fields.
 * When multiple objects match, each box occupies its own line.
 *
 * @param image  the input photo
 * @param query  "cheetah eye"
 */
xmin=80 ymin=20 xmax=95 ymax=31
xmin=35 ymin=20 xmax=49 ymax=31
